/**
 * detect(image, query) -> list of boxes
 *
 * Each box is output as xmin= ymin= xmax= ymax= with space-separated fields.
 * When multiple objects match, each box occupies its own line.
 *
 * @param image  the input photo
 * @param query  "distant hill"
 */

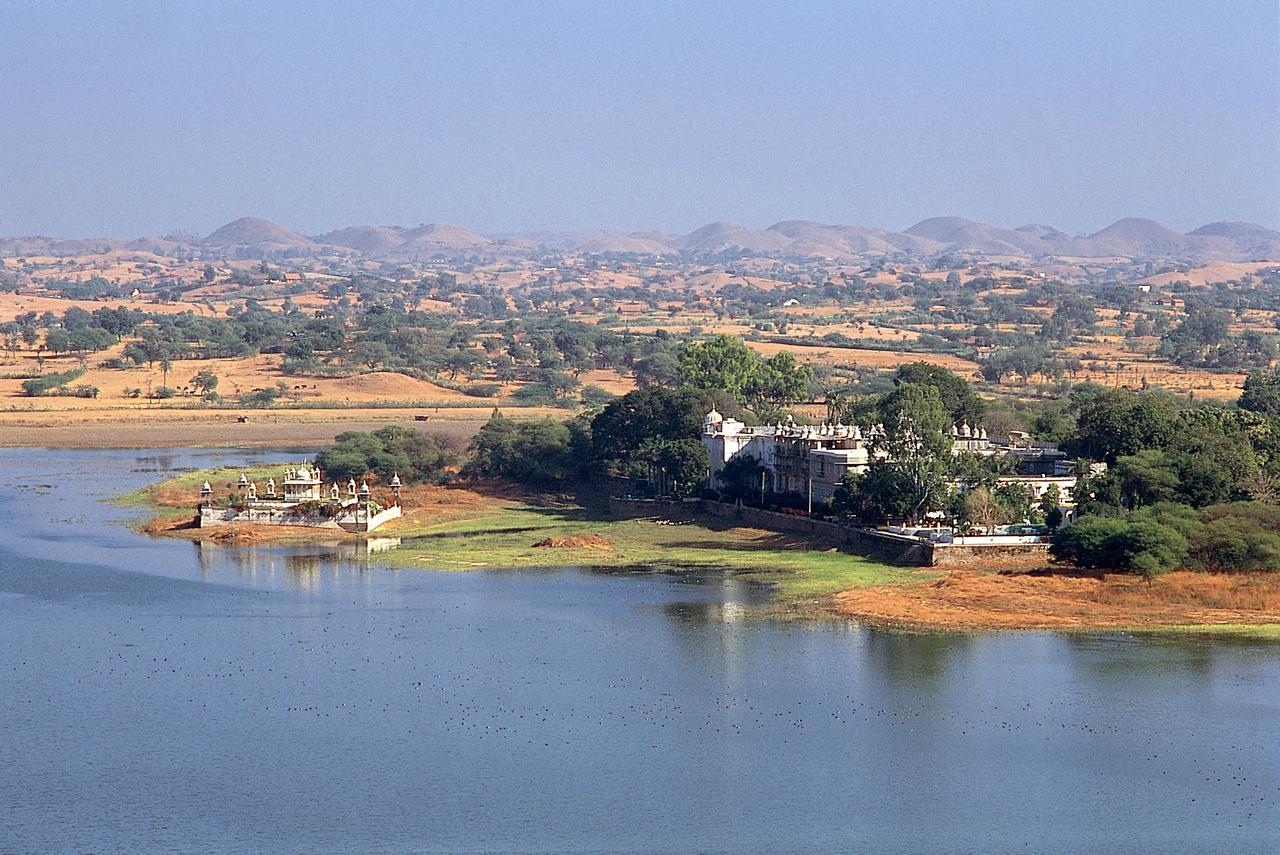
xmin=576 ymin=235 xmax=678 ymax=255
xmin=6 ymin=214 xmax=1278 ymax=263
xmin=1190 ymin=221 xmax=1280 ymax=240
xmin=397 ymin=224 xmax=492 ymax=252
xmin=1077 ymin=217 xmax=1188 ymax=257
xmin=674 ymin=221 xmax=793 ymax=254
xmin=904 ymin=217 xmax=1046 ymax=256
xmin=126 ymin=236 xmax=191 ymax=253
xmin=317 ymin=225 xmax=406 ymax=253
xmin=204 ymin=217 xmax=310 ymax=247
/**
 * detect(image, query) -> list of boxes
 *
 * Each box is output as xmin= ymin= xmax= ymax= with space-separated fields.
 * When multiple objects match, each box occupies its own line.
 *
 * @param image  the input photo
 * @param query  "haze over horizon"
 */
xmin=2 ymin=0 xmax=1277 ymax=238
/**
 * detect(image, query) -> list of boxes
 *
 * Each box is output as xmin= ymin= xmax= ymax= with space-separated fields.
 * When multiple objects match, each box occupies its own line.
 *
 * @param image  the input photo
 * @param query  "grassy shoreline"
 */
xmin=118 ymin=463 xmax=925 ymax=601
xmin=118 ymin=464 xmax=1280 ymax=639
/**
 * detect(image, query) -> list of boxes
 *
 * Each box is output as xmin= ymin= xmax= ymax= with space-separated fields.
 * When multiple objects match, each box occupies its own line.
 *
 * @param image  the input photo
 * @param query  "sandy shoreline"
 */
xmin=0 ymin=411 xmax=498 ymax=448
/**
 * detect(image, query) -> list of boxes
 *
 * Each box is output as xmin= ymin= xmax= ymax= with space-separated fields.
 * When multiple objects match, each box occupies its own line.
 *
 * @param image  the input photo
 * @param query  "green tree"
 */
xmin=315 ymin=449 xmax=369 ymax=482
xmin=993 ymin=482 xmax=1033 ymax=524
xmin=1051 ymin=516 xmax=1129 ymax=567
xmin=744 ymin=351 xmax=812 ymax=421
xmin=639 ymin=438 xmax=709 ymax=498
xmin=591 ymin=386 xmax=740 ymax=467
xmin=1111 ymin=449 xmax=1180 ymax=509
xmin=1038 ymin=484 xmax=1063 ymax=529
xmin=893 ymin=362 xmax=985 ymax=425
xmin=678 ymin=334 xmax=760 ymax=402
xmin=716 ymin=454 xmax=768 ymax=504
xmin=1051 ymin=515 xmax=1187 ymax=581
xmin=316 ymin=426 xmax=455 ymax=484
xmin=1239 ymin=370 xmax=1280 ymax=416
xmin=1067 ymin=389 xmax=1179 ymax=463
xmin=1188 ymin=503 xmax=1280 ymax=573
xmin=44 ymin=328 xmax=72 ymax=354
xmin=190 ymin=369 xmax=219 ymax=396
xmin=862 ymin=383 xmax=951 ymax=523
xmin=464 ymin=414 xmax=579 ymax=484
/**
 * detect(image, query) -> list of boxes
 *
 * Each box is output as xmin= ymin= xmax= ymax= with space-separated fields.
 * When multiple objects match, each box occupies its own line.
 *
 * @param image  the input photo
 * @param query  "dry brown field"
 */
xmin=832 ymin=570 xmax=1280 ymax=631
xmin=743 ymin=340 xmax=980 ymax=374
xmin=0 ymin=292 xmax=211 ymax=323
xmin=1139 ymin=261 xmax=1275 ymax=287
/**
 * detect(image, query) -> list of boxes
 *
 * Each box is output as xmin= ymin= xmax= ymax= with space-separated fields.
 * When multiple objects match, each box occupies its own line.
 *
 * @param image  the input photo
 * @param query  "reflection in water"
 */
xmin=663 ymin=576 xmax=772 ymax=626
xmin=132 ymin=453 xmax=180 ymax=474
xmin=193 ymin=537 xmax=404 ymax=590
xmin=1061 ymin=631 xmax=1230 ymax=681
xmin=863 ymin=627 xmax=972 ymax=688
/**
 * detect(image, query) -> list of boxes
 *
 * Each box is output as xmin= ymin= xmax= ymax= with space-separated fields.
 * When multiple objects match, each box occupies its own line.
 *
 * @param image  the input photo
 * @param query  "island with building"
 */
xmin=196 ymin=461 xmax=403 ymax=533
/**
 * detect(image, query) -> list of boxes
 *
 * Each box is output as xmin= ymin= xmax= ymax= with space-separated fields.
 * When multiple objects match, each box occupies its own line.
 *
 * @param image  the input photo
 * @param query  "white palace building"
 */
xmin=701 ymin=409 xmax=1077 ymax=505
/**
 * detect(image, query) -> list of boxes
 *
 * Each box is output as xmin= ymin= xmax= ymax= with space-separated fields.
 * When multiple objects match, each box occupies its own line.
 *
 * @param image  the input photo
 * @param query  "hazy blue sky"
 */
xmin=1 ymin=0 xmax=1276 ymax=237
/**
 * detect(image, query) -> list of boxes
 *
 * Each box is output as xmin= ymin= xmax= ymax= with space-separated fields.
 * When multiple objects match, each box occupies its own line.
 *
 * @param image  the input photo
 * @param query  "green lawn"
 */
xmin=385 ymin=501 xmax=924 ymax=599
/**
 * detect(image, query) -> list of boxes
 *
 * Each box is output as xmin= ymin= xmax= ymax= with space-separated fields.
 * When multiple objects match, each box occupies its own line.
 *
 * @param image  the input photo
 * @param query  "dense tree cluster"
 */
xmin=677 ymin=334 xmax=813 ymax=421
xmin=463 ymin=413 xmax=592 ymax=485
xmin=315 ymin=426 xmax=457 ymax=484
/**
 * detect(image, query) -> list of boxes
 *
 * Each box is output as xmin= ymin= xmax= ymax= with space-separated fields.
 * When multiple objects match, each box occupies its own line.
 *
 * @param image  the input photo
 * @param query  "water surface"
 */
xmin=1 ymin=448 xmax=1277 ymax=853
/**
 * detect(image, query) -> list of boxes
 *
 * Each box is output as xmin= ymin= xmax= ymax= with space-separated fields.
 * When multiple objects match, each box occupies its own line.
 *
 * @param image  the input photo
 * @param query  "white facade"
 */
xmin=702 ymin=411 xmax=1074 ymax=507
xmin=703 ymin=410 xmax=872 ymax=503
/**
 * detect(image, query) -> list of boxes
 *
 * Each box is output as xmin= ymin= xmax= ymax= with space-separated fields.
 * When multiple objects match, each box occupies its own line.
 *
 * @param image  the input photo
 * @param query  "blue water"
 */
xmin=0 ymin=447 xmax=1277 ymax=853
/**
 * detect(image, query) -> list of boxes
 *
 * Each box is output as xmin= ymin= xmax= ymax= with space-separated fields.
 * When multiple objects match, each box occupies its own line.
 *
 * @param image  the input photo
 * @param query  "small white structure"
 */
xmin=283 ymin=464 xmax=324 ymax=502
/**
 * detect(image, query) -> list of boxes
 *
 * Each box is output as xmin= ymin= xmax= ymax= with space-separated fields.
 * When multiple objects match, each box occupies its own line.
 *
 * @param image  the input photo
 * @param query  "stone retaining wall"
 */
xmin=199 ymin=503 xmax=402 ymax=533
xmin=929 ymin=543 xmax=1050 ymax=566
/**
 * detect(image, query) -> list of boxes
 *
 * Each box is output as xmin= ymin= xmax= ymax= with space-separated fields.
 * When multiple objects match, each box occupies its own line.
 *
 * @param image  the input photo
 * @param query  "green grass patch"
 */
xmin=1123 ymin=623 xmax=1280 ymax=640
xmin=386 ymin=500 xmax=921 ymax=598
xmin=116 ymin=468 xmax=918 ymax=600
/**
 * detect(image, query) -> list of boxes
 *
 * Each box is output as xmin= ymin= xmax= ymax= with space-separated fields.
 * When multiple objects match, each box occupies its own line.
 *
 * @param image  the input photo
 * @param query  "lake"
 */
xmin=1 ymin=447 xmax=1277 ymax=853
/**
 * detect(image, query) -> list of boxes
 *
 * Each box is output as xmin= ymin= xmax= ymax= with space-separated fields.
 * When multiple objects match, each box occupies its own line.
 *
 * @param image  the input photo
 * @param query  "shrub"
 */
xmin=1187 ymin=504 xmax=1280 ymax=573
xmin=1051 ymin=515 xmax=1186 ymax=580
xmin=21 ymin=367 xmax=85 ymax=396
xmin=1050 ymin=516 xmax=1129 ymax=567
xmin=512 ymin=382 xmax=561 ymax=406
xmin=579 ymin=385 xmax=616 ymax=407
xmin=238 ymin=388 xmax=279 ymax=407
xmin=1106 ymin=520 xmax=1186 ymax=582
